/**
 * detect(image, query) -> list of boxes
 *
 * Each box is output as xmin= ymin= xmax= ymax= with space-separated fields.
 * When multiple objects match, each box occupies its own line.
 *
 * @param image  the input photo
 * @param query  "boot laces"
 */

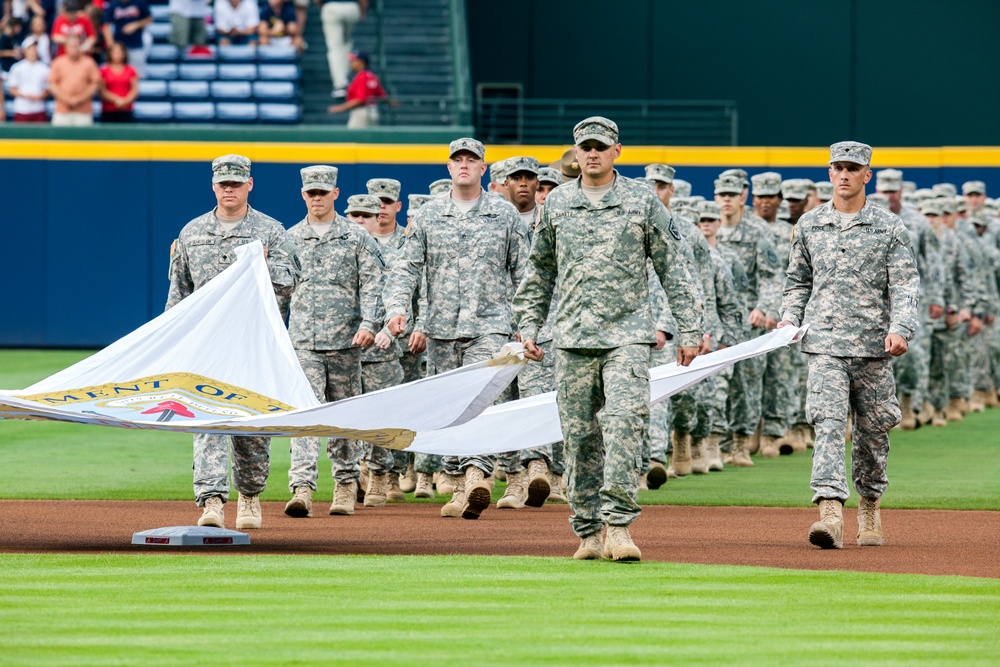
xmin=860 ymin=502 xmax=877 ymax=531
xmin=821 ymin=501 xmax=839 ymax=522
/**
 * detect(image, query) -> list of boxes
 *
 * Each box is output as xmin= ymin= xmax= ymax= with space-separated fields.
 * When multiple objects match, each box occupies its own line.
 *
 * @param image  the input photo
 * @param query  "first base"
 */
xmin=132 ymin=526 xmax=250 ymax=546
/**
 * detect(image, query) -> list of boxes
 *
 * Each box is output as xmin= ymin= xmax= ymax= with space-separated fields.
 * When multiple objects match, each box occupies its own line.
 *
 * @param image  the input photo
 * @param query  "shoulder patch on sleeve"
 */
xmin=897 ymin=226 xmax=912 ymax=248
xmin=667 ymin=216 xmax=682 ymax=241
xmin=280 ymin=239 xmax=302 ymax=272
xmin=169 ymin=239 xmax=178 ymax=258
xmin=766 ymin=247 xmax=779 ymax=267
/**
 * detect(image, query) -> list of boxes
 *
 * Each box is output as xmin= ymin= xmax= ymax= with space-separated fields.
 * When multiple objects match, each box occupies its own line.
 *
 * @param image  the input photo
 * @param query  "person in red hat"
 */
xmin=327 ymin=49 xmax=386 ymax=128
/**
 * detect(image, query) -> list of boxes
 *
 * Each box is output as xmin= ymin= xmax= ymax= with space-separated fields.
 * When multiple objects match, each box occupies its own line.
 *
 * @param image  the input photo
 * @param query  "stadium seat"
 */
xmin=147 ymin=22 xmax=171 ymax=43
xmin=216 ymin=102 xmax=258 ymax=123
xmin=173 ymin=102 xmax=216 ymax=122
xmin=211 ymin=81 xmax=253 ymax=100
xmin=256 ymin=64 xmax=299 ymax=81
xmin=258 ymin=103 xmax=301 ymax=123
xmin=149 ymin=5 xmax=171 ymax=22
xmin=252 ymin=81 xmax=297 ymax=102
xmin=147 ymin=44 xmax=179 ymax=63
xmin=92 ymin=100 xmax=102 ymax=120
xmin=138 ymin=79 xmax=169 ymax=101
xmin=133 ymin=101 xmax=173 ymax=121
xmin=178 ymin=63 xmax=218 ymax=80
xmin=181 ymin=45 xmax=217 ymax=62
xmin=144 ymin=63 xmax=178 ymax=80
xmin=218 ymin=44 xmax=257 ymax=62
xmin=218 ymin=64 xmax=258 ymax=81
xmin=256 ymin=44 xmax=297 ymax=63
xmin=168 ymin=80 xmax=211 ymax=100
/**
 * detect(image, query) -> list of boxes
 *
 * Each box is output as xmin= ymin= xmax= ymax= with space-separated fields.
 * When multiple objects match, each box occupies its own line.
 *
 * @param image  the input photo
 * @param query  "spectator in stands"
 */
xmin=85 ymin=3 xmax=108 ymax=63
xmin=258 ymin=0 xmax=300 ymax=51
xmin=98 ymin=41 xmax=136 ymax=122
xmin=28 ymin=16 xmax=51 ymax=64
xmin=48 ymin=32 xmax=100 ymax=125
xmin=51 ymin=0 xmax=96 ymax=57
xmin=327 ymin=49 xmax=384 ymax=128
xmin=319 ymin=0 xmax=366 ymax=98
xmin=167 ymin=0 xmax=209 ymax=54
xmin=6 ymin=35 xmax=49 ymax=122
xmin=102 ymin=0 xmax=151 ymax=77
xmin=215 ymin=0 xmax=259 ymax=46
xmin=0 ymin=17 xmax=24 ymax=75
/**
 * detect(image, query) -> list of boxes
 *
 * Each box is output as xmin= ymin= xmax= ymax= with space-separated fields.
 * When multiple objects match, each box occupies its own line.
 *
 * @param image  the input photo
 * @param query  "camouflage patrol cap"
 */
xmin=212 ymin=154 xmax=251 ymax=183
xmin=953 ymin=196 xmax=967 ymax=213
xmin=815 ymin=181 xmax=834 ymax=201
xmin=367 ymin=178 xmax=402 ymax=202
xmin=671 ymin=207 xmax=698 ymax=224
xmin=962 ymin=180 xmax=986 ymax=195
xmin=781 ymin=178 xmax=812 ymax=201
xmin=645 ymin=164 xmax=676 ymax=184
xmin=829 ymin=141 xmax=872 ymax=165
xmin=696 ymin=201 xmax=721 ymax=220
xmin=449 ymin=137 xmax=485 ymax=159
xmin=345 ymin=194 xmax=381 ymax=215
xmin=875 ymin=168 xmax=903 ymax=192
xmin=489 ymin=159 xmax=509 ymax=185
xmin=913 ymin=188 xmax=936 ymax=204
xmin=407 ymin=193 xmax=431 ymax=217
xmin=537 ymin=167 xmax=563 ymax=186
xmin=720 ymin=168 xmax=748 ymax=187
xmin=689 ymin=195 xmax=706 ymax=203
xmin=920 ymin=198 xmax=943 ymax=216
xmin=633 ymin=177 xmax=655 ymax=191
xmin=902 ymin=181 xmax=917 ymax=193
xmin=777 ymin=200 xmax=791 ymax=220
xmin=938 ymin=197 xmax=956 ymax=214
xmin=505 ymin=156 xmax=540 ymax=177
xmin=714 ymin=174 xmax=743 ymax=195
xmin=751 ymin=172 xmax=782 ymax=196
xmin=673 ymin=179 xmax=692 ymax=197
xmin=868 ymin=193 xmax=890 ymax=209
xmin=300 ymin=165 xmax=338 ymax=191
xmin=573 ymin=116 xmax=619 ymax=146
xmin=933 ymin=183 xmax=957 ymax=198
xmin=970 ymin=211 xmax=989 ymax=227
xmin=901 ymin=191 xmax=918 ymax=207
xmin=429 ymin=178 xmax=452 ymax=196
xmin=670 ymin=196 xmax=698 ymax=210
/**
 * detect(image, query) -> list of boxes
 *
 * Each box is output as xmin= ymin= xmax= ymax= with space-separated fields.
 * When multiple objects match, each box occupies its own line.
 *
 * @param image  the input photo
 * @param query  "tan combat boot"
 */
xmin=898 ymin=393 xmax=917 ymax=430
xmin=573 ymin=532 xmax=605 ymax=560
xmin=399 ymin=462 xmax=416 ymax=493
xmin=958 ymin=397 xmax=969 ymax=416
xmin=945 ymin=397 xmax=964 ymax=421
xmin=731 ymin=433 xmax=754 ymax=467
xmin=759 ymin=435 xmax=781 ymax=458
xmin=800 ymin=424 xmax=815 ymax=449
xmin=690 ymin=438 xmax=709 ymax=474
xmin=638 ymin=474 xmax=648 ymax=490
xmin=462 ymin=466 xmax=492 ymax=519
xmin=414 ymin=472 xmax=434 ymax=499
xmin=808 ymin=498 xmax=844 ymax=549
xmin=284 ymin=486 xmax=313 ymax=518
xmin=748 ymin=422 xmax=762 ymax=454
xmin=440 ymin=475 xmax=466 ymax=518
xmin=775 ymin=429 xmax=795 ymax=455
xmin=497 ymin=470 xmax=527 ymax=509
xmin=494 ymin=469 xmax=507 ymax=482
xmin=788 ymin=427 xmax=808 ymax=453
xmin=969 ymin=390 xmax=987 ymax=413
xmin=671 ymin=431 xmax=692 ymax=476
xmin=932 ymin=410 xmax=948 ymax=427
xmin=526 ymin=459 xmax=552 ymax=507
xmin=364 ymin=472 xmax=388 ymax=507
xmin=985 ymin=384 xmax=1000 ymax=408
xmin=704 ymin=435 xmax=724 ymax=471
xmin=329 ymin=480 xmax=358 ymax=515
xmin=435 ymin=472 xmax=454 ymax=495
xmin=235 ymin=492 xmax=261 ymax=530
xmin=546 ymin=472 xmax=568 ymax=503
xmin=646 ymin=461 xmax=668 ymax=489
xmin=197 ymin=495 xmax=225 ymax=528
xmin=918 ymin=402 xmax=936 ymax=426
xmin=857 ymin=496 xmax=884 ymax=546
xmin=357 ymin=466 xmax=368 ymax=503
xmin=604 ymin=525 xmax=642 ymax=562
xmin=667 ymin=463 xmax=679 ymax=478
xmin=386 ymin=472 xmax=406 ymax=502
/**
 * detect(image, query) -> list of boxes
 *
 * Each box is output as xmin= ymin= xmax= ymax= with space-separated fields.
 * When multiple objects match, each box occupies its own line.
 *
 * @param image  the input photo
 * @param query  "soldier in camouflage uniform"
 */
xmin=964 ymin=181 xmax=1000 ymax=408
xmin=429 ymin=179 xmax=452 ymax=198
xmin=281 ymin=168 xmax=385 ymax=519
xmin=779 ymin=141 xmax=920 ymax=550
xmin=384 ymin=137 xmax=529 ymax=520
xmin=514 ymin=117 xmax=703 ymax=562
xmin=536 ymin=167 xmax=563 ymax=206
xmin=488 ymin=158 xmax=511 ymax=201
xmin=166 ymin=154 xmax=300 ymax=530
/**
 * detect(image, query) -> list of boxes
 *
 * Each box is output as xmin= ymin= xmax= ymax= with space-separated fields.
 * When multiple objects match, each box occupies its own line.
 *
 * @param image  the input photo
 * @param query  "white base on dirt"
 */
xmin=132 ymin=526 xmax=250 ymax=546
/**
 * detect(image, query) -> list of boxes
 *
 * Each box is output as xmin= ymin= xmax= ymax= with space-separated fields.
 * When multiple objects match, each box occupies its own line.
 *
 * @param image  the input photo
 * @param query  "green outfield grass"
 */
xmin=0 ymin=554 xmax=996 ymax=667
xmin=2 ymin=350 xmax=999 ymax=509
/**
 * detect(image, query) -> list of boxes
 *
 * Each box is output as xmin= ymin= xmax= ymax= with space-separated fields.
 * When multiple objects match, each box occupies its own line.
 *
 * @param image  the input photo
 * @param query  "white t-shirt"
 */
xmin=451 ymin=194 xmax=479 ymax=215
xmin=7 ymin=59 xmax=50 ymax=115
xmin=309 ymin=221 xmax=332 ymax=237
xmin=519 ymin=207 xmax=537 ymax=228
xmin=215 ymin=0 xmax=260 ymax=32
xmin=581 ymin=179 xmax=614 ymax=205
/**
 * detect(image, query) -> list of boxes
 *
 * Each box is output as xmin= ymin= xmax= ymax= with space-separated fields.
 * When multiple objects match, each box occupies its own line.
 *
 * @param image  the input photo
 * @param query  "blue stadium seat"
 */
xmin=258 ymin=103 xmax=301 ymax=123
xmin=147 ymin=44 xmax=179 ymax=63
xmin=173 ymin=102 xmax=216 ymax=122
xmin=147 ymin=22 xmax=171 ymax=43
xmin=252 ymin=81 xmax=297 ymax=102
xmin=138 ymin=79 xmax=169 ymax=100
xmin=149 ymin=5 xmax=171 ymax=22
xmin=178 ymin=63 xmax=218 ymax=80
xmin=133 ymin=101 xmax=173 ymax=121
xmin=168 ymin=80 xmax=211 ymax=100
xmin=256 ymin=44 xmax=297 ymax=63
xmin=144 ymin=63 xmax=178 ymax=80
xmin=218 ymin=64 xmax=258 ymax=80
xmin=181 ymin=45 xmax=217 ymax=62
xmin=216 ymin=102 xmax=258 ymax=123
xmin=211 ymin=81 xmax=253 ymax=100
xmin=218 ymin=44 xmax=257 ymax=62
xmin=257 ymin=64 xmax=299 ymax=81
xmin=92 ymin=100 xmax=102 ymax=120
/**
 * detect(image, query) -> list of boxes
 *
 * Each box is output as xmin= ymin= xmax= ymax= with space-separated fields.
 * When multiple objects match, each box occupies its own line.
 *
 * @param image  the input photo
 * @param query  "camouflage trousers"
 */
xmin=728 ymin=340 xmax=765 ymax=435
xmin=952 ymin=328 xmax=974 ymax=400
xmin=361 ymin=357 xmax=406 ymax=474
xmin=707 ymin=366 xmax=734 ymax=439
xmin=193 ymin=434 xmax=270 ymax=505
xmin=761 ymin=344 xmax=794 ymax=437
xmin=288 ymin=347 xmax=362 ymax=490
xmin=806 ymin=354 xmax=900 ymax=504
xmin=788 ymin=347 xmax=809 ymax=427
xmin=992 ymin=322 xmax=1000 ymax=389
xmin=929 ymin=325 xmax=963 ymax=409
xmin=429 ymin=334 xmax=511 ymax=477
xmin=647 ymin=345 xmax=674 ymax=465
xmin=971 ymin=321 xmax=994 ymax=391
xmin=555 ymin=344 xmax=650 ymax=538
xmin=893 ymin=321 xmax=931 ymax=406
xmin=399 ymin=347 xmax=424 ymax=383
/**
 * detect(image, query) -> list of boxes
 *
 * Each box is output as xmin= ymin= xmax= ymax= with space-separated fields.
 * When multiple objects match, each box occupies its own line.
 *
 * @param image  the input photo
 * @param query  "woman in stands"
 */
xmin=99 ymin=41 xmax=139 ymax=122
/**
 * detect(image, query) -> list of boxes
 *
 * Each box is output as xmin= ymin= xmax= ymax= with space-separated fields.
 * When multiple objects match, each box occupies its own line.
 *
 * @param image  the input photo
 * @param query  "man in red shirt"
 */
xmin=327 ymin=49 xmax=386 ymax=128
xmin=52 ymin=0 xmax=98 ymax=57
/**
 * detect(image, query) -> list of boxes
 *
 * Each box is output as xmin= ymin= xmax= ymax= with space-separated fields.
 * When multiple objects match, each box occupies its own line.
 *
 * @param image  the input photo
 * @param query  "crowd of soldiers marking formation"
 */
xmin=166 ymin=123 xmax=1000 ymax=560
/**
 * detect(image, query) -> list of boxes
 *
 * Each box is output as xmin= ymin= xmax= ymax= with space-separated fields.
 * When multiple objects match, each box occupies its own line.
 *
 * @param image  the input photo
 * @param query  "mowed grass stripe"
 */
xmin=0 ymin=554 xmax=996 ymax=666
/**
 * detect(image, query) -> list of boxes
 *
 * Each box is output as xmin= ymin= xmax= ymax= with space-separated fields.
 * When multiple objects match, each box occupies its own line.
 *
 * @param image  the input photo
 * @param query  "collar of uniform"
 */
xmin=567 ymin=170 xmax=624 ymax=210
xmin=213 ymin=205 xmax=254 ymax=236
xmin=443 ymin=187 xmax=489 ymax=217
xmin=304 ymin=214 xmax=352 ymax=240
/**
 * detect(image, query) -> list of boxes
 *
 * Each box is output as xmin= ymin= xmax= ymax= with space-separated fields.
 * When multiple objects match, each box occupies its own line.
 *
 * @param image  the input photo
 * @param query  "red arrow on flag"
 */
xmin=141 ymin=401 xmax=196 ymax=422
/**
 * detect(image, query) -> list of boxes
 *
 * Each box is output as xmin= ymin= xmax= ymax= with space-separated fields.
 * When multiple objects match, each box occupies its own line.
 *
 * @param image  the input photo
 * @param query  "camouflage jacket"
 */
xmin=780 ymin=200 xmax=920 ymax=357
xmin=717 ymin=212 xmax=782 ymax=320
xmin=899 ymin=204 xmax=945 ymax=310
xmin=363 ymin=227 xmax=404 ymax=362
